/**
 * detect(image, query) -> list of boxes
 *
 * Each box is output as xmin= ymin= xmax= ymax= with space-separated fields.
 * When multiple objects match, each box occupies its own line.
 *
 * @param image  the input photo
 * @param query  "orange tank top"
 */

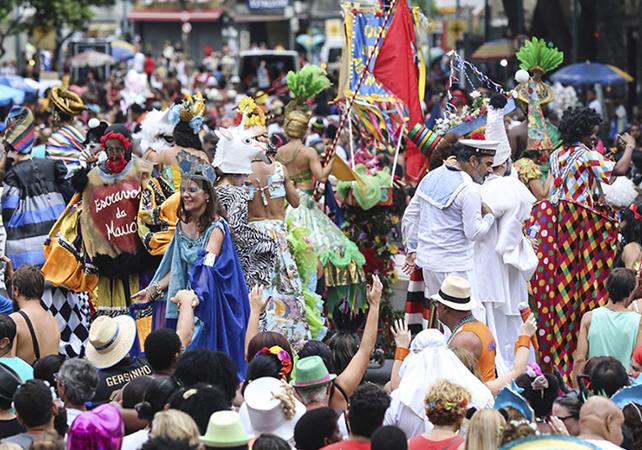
xmin=460 ymin=321 xmax=497 ymax=382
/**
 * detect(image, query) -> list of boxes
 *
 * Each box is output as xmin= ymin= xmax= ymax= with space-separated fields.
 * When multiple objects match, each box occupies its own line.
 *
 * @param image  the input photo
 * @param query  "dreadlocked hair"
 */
xmin=271 ymin=380 xmax=297 ymax=419
xmin=558 ymin=107 xmax=602 ymax=145
xmin=424 ymin=379 xmax=470 ymax=427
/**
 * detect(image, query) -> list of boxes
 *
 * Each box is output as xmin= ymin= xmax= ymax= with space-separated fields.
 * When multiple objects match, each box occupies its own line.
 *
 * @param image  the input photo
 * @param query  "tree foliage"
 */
xmin=0 ymin=0 xmax=114 ymax=62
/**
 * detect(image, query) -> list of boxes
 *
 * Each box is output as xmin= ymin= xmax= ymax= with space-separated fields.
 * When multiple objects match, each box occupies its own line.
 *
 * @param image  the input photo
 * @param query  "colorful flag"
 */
xmin=373 ymin=1 xmax=425 ymax=181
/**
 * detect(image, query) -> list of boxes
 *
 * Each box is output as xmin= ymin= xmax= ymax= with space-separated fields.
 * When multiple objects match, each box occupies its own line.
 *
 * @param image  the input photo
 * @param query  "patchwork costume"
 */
xmin=529 ymin=143 xmax=618 ymax=381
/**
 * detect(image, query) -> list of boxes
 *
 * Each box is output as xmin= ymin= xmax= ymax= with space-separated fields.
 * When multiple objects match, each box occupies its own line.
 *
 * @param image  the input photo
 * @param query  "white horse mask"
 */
xmin=213 ymin=117 xmax=270 ymax=175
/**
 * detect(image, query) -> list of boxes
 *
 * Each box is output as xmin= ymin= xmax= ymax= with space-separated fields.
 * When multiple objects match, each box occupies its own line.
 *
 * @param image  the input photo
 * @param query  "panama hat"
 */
xmin=291 ymin=356 xmax=336 ymax=389
xmin=200 ymin=410 xmax=250 ymax=448
xmin=431 ymin=276 xmax=477 ymax=311
xmin=239 ymin=377 xmax=306 ymax=443
xmin=85 ymin=315 xmax=137 ymax=369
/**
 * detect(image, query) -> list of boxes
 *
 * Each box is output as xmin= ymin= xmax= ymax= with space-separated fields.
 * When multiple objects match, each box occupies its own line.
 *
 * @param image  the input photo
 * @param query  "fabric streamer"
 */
xmin=444 ymin=51 xmax=507 ymax=112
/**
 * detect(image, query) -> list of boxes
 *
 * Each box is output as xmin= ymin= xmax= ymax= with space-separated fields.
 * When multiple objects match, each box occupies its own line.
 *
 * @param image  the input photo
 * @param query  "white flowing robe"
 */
xmin=471 ymin=174 xmax=538 ymax=372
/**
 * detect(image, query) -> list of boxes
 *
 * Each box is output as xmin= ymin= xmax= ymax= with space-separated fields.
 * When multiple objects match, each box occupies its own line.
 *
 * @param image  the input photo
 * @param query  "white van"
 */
xmin=237 ymin=50 xmax=300 ymax=90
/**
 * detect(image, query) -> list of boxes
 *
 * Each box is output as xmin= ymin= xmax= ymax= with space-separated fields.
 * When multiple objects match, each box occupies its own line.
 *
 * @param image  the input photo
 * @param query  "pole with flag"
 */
xmin=373 ymin=0 xmax=426 ymax=181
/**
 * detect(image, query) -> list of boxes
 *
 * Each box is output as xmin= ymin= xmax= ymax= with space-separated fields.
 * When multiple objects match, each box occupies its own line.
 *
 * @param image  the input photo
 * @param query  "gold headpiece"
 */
xmin=238 ymin=96 xmax=266 ymax=128
xmin=49 ymin=85 xmax=85 ymax=116
xmin=179 ymin=92 xmax=206 ymax=123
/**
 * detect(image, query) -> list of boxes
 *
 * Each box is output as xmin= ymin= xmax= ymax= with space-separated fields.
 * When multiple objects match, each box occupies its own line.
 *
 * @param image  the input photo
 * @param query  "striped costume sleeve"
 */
xmin=45 ymin=125 xmax=85 ymax=177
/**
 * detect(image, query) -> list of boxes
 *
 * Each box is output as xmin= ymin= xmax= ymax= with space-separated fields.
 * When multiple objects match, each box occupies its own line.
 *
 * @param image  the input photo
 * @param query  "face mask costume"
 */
xmin=42 ymin=122 xmax=157 ymax=326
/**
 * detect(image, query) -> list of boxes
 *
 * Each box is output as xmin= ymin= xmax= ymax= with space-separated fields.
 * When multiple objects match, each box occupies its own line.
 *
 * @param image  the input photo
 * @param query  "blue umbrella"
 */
xmin=0 ymin=85 xmax=25 ymax=106
xmin=550 ymin=62 xmax=634 ymax=85
xmin=0 ymin=75 xmax=38 ymax=94
xmin=111 ymin=40 xmax=136 ymax=62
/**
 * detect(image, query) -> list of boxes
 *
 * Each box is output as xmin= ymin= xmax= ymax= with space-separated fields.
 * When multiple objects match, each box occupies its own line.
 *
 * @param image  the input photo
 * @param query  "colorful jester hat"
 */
xmin=514 ymin=37 xmax=563 ymax=152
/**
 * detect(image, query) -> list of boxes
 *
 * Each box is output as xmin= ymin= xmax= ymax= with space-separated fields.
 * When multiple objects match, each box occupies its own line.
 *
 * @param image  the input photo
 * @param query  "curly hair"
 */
xmin=500 ymin=420 xmax=537 ymax=446
xmin=424 ymin=379 xmax=471 ymax=427
xmin=348 ymin=384 xmax=391 ymax=438
xmin=558 ymin=107 xmax=602 ymax=145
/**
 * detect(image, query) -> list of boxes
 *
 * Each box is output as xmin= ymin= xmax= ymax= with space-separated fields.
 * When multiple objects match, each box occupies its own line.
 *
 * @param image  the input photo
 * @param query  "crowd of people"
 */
xmin=0 ymin=30 xmax=642 ymax=450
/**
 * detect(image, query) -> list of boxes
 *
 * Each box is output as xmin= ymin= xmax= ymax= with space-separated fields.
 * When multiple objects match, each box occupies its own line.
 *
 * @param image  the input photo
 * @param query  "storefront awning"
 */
xmin=128 ymin=9 xmax=224 ymax=22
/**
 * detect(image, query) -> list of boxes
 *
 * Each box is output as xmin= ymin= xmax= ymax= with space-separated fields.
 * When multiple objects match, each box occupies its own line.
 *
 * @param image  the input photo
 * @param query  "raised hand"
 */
xmin=391 ymin=318 xmax=411 ymax=349
xmin=249 ymin=284 xmax=269 ymax=314
xmin=367 ymin=274 xmax=383 ymax=309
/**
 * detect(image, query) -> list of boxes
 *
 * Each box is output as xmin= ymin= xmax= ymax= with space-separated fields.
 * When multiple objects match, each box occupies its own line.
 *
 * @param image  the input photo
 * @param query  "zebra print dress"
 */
xmin=216 ymin=184 xmax=277 ymax=290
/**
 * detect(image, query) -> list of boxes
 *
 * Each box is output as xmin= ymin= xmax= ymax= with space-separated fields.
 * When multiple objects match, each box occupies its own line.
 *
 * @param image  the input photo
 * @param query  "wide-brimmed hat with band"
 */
xmin=291 ymin=356 xmax=337 ymax=389
xmin=85 ymin=315 xmax=137 ymax=369
xmin=431 ymin=275 xmax=477 ymax=311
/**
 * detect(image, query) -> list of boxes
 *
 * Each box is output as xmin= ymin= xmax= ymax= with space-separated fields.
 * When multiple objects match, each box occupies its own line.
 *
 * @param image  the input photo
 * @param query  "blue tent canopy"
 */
xmin=550 ymin=62 xmax=634 ymax=85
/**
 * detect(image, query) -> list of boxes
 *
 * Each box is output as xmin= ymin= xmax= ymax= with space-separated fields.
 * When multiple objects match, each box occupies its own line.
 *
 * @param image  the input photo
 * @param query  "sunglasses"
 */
xmin=557 ymin=415 xmax=577 ymax=421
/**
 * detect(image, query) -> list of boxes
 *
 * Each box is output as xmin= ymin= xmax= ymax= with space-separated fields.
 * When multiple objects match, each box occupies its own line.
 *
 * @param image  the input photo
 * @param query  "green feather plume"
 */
xmin=516 ymin=37 xmax=564 ymax=73
xmin=286 ymin=65 xmax=332 ymax=102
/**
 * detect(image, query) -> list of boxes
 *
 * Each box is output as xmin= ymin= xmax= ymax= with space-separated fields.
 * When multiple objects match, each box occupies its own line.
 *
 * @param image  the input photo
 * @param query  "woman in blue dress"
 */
xmin=133 ymin=164 xmax=250 ymax=377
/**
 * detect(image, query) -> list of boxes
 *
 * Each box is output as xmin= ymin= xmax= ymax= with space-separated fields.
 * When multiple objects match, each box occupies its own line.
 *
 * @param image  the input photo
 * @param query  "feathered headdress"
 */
xmin=513 ymin=37 xmax=563 ymax=152
xmin=514 ymin=37 xmax=564 ymax=106
xmin=285 ymin=65 xmax=332 ymax=114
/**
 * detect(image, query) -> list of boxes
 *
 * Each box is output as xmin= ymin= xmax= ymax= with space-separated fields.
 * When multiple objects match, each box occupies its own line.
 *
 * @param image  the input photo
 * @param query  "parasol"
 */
xmin=550 ymin=62 xmax=634 ymax=85
xmin=0 ymin=84 xmax=25 ymax=106
xmin=70 ymin=50 xmax=116 ymax=68
xmin=471 ymin=39 xmax=515 ymax=60
xmin=111 ymin=40 xmax=136 ymax=62
xmin=0 ymin=76 xmax=39 ymax=94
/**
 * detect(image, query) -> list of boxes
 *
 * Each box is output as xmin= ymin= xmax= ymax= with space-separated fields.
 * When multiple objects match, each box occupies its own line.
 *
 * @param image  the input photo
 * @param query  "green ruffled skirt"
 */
xmin=286 ymin=189 xmax=366 ymax=315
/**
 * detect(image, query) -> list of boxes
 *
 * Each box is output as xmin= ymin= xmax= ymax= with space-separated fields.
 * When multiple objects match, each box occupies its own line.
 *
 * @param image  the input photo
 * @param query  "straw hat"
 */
xmin=85 ymin=315 xmax=137 ymax=369
xmin=200 ymin=410 xmax=250 ymax=448
xmin=239 ymin=377 xmax=306 ymax=443
xmin=431 ymin=276 xmax=477 ymax=311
